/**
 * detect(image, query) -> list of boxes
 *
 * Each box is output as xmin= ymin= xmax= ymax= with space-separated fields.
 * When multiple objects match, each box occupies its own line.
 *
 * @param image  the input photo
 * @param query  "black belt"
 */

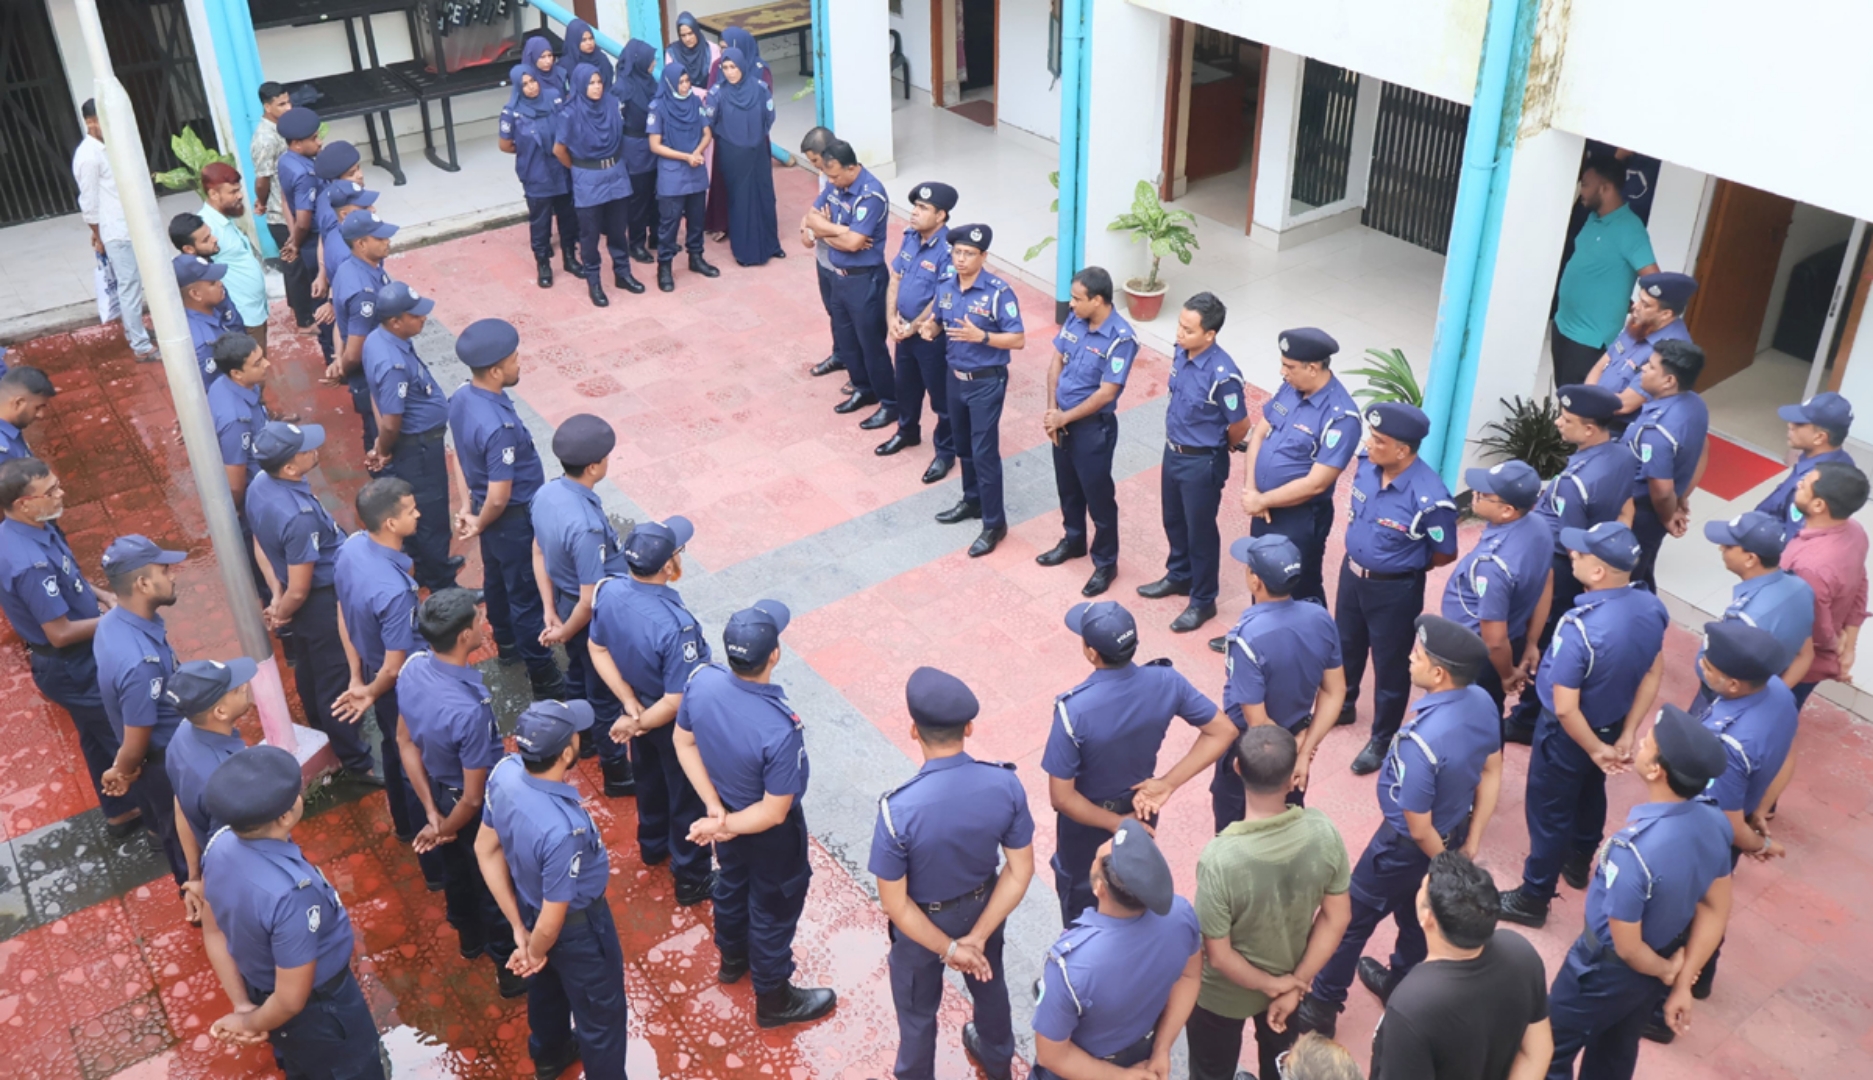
xmin=952 ymin=366 xmax=1007 ymax=382
xmin=1103 ymin=1030 xmax=1156 ymax=1065
xmin=919 ymin=877 xmax=995 ymax=913
xmin=397 ymin=426 xmax=446 ymax=446
xmin=1165 ymin=440 xmax=1222 ymax=455
xmin=27 ymin=641 xmax=88 ymax=659
xmin=570 ymin=156 xmax=618 ymax=170
xmin=1345 ymin=557 xmax=1421 ymax=582
xmin=1092 ymin=792 xmax=1139 ymax=814
xmin=253 ymin=967 xmax=349 ymax=1003
xmin=528 ymin=893 xmax=604 ymax=930
xmin=830 ymin=264 xmax=884 ymax=277
xmin=1582 ymin=922 xmax=1688 ymax=964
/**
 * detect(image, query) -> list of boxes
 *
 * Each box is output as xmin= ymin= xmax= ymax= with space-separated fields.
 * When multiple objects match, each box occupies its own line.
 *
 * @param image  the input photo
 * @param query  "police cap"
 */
xmin=905 ymin=665 xmax=978 ymax=728
xmin=1413 ymin=614 xmax=1491 ymax=680
xmin=1277 ymin=327 xmax=1338 ymax=364
xmin=455 ymin=318 xmax=521 ymax=369
xmin=551 ymin=414 xmax=617 ymax=466
xmin=326 ymin=181 xmax=378 ymax=210
xmin=622 ymin=516 xmax=694 ymax=574
xmin=165 ymin=657 xmax=258 ymax=717
xmin=276 ymin=108 xmax=320 ymax=141
xmin=724 ymin=600 xmax=791 ymax=664
xmin=1703 ymin=619 xmax=1785 ymax=684
xmin=1365 ymin=401 xmax=1430 ymax=446
xmin=1065 ymin=601 xmax=1137 ymax=658
xmin=1653 ymin=703 xmax=1727 ymax=786
xmin=514 ymin=699 xmax=595 ymax=761
xmin=1556 ymin=383 xmax=1621 ymax=421
xmin=1559 ymin=521 xmax=1641 ymax=573
xmin=911 ymin=182 xmax=958 ymax=213
xmin=1464 ymin=459 xmax=1541 ymax=511
xmin=1229 ymin=534 xmax=1302 ymax=593
xmin=947 ymin=223 xmax=991 ymax=252
xmin=1637 ymin=271 xmax=1698 ymax=312
xmin=173 ymin=254 xmax=228 ymax=287
xmin=313 ymin=140 xmax=361 ymax=180
xmin=1107 ymin=818 xmax=1174 ymax=916
xmin=204 ymin=745 xmax=303 ymax=830
xmin=251 ymin=421 xmax=326 ymax=468
xmin=1703 ymin=511 xmax=1786 ymax=562
xmin=374 ymin=281 xmax=432 ymax=320
xmin=340 ymin=210 xmax=398 ymax=243
xmin=100 ymin=534 xmax=186 ymax=576
xmin=1777 ymin=391 xmax=1854 ymax=432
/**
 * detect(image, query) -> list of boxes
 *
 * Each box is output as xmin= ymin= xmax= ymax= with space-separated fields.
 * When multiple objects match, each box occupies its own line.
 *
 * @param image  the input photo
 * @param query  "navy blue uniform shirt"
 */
xmin=245 ymin=472 xmax=343 ymax=589
xmin=530 ymin=478 xmax=628 ymax=602
xmin=0 ymin=417 xmax=28 ymax=464
xmin=484 ymin=754 xmax=610 ymax=911
xmin=0 ymin=519 xmax=99 ymax=646
xmin=1701 ymin=678 xmax=1799 ymax=817
xmin=500 ymin=102 xmax=572 ymax=199
xmin=676 ymin=664 xmax=808 ymax=811
xmin=868 ymin=752 xmax=1034 ymax=904
xmin=397 ymin=651 xmax=503 ymax=791
xmin=1041 ymin=663 xmax=1217 ymax=801
xmin=207 ymin=377 xmax=268 ymax=480
xmin=448 ymin=385 xmax=545 ymax=509
xmin=333 ymin=531 xmax=419 ymax=675
xmin=1442 ymin=512 xmax=1555 ymax=636
xmin=822 ymin=167 xmax=889 ymax=270
xmin=935 ymin=271 xmax=1024 ymax=372
xmin=890 ymin=226 xmax=953 ymax=320
xmin=1627 ymin=392 xmax=1710 ymax=499
xmin=1532 ymin=441 xmax=1638 ymax=555
xmin=1253 ymin=378 xmax=1361 ymax=495
xmin=1165 ymin=344 xmax=1249 ymax=449
xmin=1052 ymin=310 xmax=1139 ymax=415
xmin=1345 ymin=454 xmax=1459 ymax=573
xmin=1222 ymin=599 xmax=1344 ymax=731
xmin=1595 ymin=319 xmax=1690 ymax=403
xmin=362 ymin=328 xmax=447 ymax=436
xmin=202 ymin=832 xmax=355 ymax=991
xmin=330 ymin=255 xmax=390 ymax=347
xmin=1378 ymin=685 xmax=1501 ymax=837
xmin=1536 ymin=585 xmax=1669 ymax=726
xmin=1757 ymin=447 xmax=1855 ymax=534
xmin=277 ymin=150 xmax=324 ymax=222
xmin=185 ymin=303 xmax=240 ymax=385
xmin=165 ymin=724 xmax=246 ymax=845
xmin=1587 ymin=798 xmax=1733 ymax=952
xmin=1033 ymin=900 xmax=1203 ymax=1058
xmin=587 ymin=577 xmax=709 ymax=704
xmin=94 ymin=606 xmax=182 ymax=747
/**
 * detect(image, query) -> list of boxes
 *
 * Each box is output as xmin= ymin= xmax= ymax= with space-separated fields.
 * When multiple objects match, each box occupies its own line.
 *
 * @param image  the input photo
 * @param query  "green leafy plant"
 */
xmin=1475 ymin=395 xmax=1571 ymax=478
xmin=792 ymin=78 xmax=814 ymax=100
xmin=1023 ymin=171 xmax=1061 ymax=262
xmin=1106 ymin=180 xmax=1197 ymax=292
xmin=152 ymin=125 xmax=235 ymax=194
xmin=1345 ymin=347 xmax=1424 ymax=407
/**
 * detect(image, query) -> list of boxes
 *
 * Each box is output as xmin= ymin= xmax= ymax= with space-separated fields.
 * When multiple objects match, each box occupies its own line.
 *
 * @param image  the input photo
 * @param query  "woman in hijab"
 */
xmin=499 ymin=66 xmax=579 ymax=287
xmin=563 ymin=18 xmax=613 ymax=89
xmin=703 ymin=27 xmax=772 ymax=238
xmin=646 ymin=62 xmax=720 ymax=292
xmin=708 ymin=48 xmax=784 ymax=266
xmin=552 ymin=63 xmax=646 ymax=306
xmin=664 ymin=12 xmax=717 ymax=92
xmin=614 ymin=39 xmax=661 ymax=265
xmin=522 ymin=36 xmax=570 ymax=100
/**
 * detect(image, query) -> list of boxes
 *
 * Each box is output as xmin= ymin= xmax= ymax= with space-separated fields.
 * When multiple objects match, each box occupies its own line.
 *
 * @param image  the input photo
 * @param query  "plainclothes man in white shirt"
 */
xmin=72 ymin=99 xmax=154 ymax=359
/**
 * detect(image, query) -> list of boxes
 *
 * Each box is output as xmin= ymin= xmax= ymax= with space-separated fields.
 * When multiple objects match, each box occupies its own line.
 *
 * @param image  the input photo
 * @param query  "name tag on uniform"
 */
xmin=920 ymin=259 xmax=936 ymax=271
xmin=1376 ymin=517 xmax=1410 ymax=533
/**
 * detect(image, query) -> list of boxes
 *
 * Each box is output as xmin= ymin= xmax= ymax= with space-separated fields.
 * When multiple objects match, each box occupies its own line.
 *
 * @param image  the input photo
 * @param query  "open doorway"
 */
xmin=1160 ymin=23 xmax=1263 ymax=232
xmin=944 ymin=0 xmax=997 ymax=126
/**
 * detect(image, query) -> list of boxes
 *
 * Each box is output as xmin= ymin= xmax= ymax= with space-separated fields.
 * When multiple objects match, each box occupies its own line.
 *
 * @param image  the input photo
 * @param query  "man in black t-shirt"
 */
xmin=1372 ymin=853 xmax=1551 ymax=1080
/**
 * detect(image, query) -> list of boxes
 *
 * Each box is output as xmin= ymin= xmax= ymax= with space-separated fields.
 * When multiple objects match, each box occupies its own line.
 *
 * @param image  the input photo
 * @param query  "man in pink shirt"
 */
xmin=1781 ymin=460 xmax=1869 ymax=713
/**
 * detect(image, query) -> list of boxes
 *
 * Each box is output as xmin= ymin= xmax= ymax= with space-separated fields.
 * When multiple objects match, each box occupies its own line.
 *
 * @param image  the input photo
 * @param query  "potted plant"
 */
xmin=1344 ymin=347 xmax=1424 ymax=407
xmin=1107 ymin=180 xmax=1197 ymax=321
xmin=152 ymin=125 xmax=237 ymax=195
xmin=1475 ymin=395 xmax=1572 ymax=478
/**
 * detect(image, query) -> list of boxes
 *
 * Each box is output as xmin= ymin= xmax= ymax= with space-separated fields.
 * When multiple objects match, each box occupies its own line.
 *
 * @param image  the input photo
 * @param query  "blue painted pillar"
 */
xmin=1053 ymin=0 xmax=1090 ymax=323
xmin=203 ymin=0 xmax=271 ymax=252
xmin=810 ymin=0 xmax=833 ymax=130
xmin=625 ymin=0 xmax=663 ymax=63
xmin=1418 ymin=0 xmax=1542 ymax=483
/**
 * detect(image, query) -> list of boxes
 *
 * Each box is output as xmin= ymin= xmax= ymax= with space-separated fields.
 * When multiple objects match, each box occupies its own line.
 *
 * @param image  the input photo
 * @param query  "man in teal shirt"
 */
xmin=197 ymin=162 xmax=273 ymax=351
xmin=1553 ymin=155 xmax=1658 ymax=386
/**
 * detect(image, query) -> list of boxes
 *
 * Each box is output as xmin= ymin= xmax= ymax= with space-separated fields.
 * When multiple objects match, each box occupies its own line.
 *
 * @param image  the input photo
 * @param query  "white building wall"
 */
xmin=827 ymin=0 xmax=896 ymax=174
xmin=890 ymin=0 xmax=936 ymax=95
xmin=1645 ymin=162 xmax=1709 ymax=274
xmin=996 ymin=0 xmax=1061 ymax=142
xmin=1081 ymin=0 xmax=1169 ymax=280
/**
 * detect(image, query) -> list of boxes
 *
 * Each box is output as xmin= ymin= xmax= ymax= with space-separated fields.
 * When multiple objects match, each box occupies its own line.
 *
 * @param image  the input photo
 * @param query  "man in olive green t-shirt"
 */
xmin=1187 ymin=726 xmax=1352 ymax=1080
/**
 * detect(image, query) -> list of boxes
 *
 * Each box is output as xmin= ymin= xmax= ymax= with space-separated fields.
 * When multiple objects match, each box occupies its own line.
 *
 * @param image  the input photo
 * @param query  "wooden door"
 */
xmin=1686 ymin=180 xmax=1795 ymax=388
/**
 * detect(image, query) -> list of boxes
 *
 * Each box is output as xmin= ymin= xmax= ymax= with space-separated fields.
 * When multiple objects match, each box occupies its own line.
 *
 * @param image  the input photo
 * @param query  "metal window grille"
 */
xmin=1361 ymin=82 xmax=1469 ymax=254
xmin=0 ymin=0 xmax=84 ymax=226
xmin=1290 ymin=58 xmax=1358 ymax=209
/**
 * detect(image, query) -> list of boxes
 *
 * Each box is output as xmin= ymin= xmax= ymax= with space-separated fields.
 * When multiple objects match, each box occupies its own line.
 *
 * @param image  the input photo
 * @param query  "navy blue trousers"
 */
xmin=287 ymin=587 xmax=375 ymax=773
xmin=368 ymin=683 xmax=444 ymax=888
xmin=1053 ymin=813 xmax=1111 ymax=927
xmin=526 ymin=899 xmax=629 ymax=1080
xmin=949 ymin=369 xmax=1009 ymax=528
xmin=889 ymin=887 xmax=1012 ymax=1080
xmin=1335 ymin=562 xmax=1426 ymax=745
xmin=1250 ymin=499 xmax=1334 ymax=606
xmin=713 ymin=802 xmax=811 ymax=993
xmin=829 ymin=266 xmax=894 ymax=407
xmin=133 ymin=748 xmax=187 ymax=884
xmin=433 ymin=786 xmax=513 ymax=961
xmin=1475 ymin=636 xmax=1527 ymax=717
xmin=555 ymin=595 xmax=627 ymax=766
xmin=1311 ymin=821 xmax=1466 ymax=1006
xmin=32 ymin=647 xmax=136 ymax=819
xmin=1520 ymin=709 xmax=1617 ymax=900
xmin=625 ymin=171 xmax=657 ymax=248
xmin=525 ymin=192 xmax=579 ymax=262
xmin=1053 ymin=413 xmax=1120 ymax=570
xmin=1161 ymin=447 xmax=1229 ymax=606
xmin=1631 ymin=500 xmax=1668 ymax=595
xmin=346 ymin=376 xmax=378 ymax=458
xmin=1545 ymin=936 xmax=1669 ymax=1080
xmin=577 ymin=197 xmax=632 ymax=282
xmin=631 ymin=720 xmax=711 ymax=885
xmin=477 ymin=506 xmax=556 ymax=679
xmin=256 ymin=968 xmax=386 ymax=1080
xmin=894 ymin=333 xmax=953 ymax=457
xmin=383 ymin=430 xmax=456 ymax=591
xmin=656 ymin=189 xmax=707 ymax=260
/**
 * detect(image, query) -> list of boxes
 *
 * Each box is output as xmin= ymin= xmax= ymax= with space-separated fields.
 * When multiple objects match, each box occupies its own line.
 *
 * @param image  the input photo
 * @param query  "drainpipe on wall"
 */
xmin=1053 ymin=0 xmax=1090 ymax=325
xmin=1419 ymin=0 xmax=1543 ymax=484
xmin=199 ymin=0 xmax=273 ymax=254
xmin=810 ymin=0 xmax=833 ymax=132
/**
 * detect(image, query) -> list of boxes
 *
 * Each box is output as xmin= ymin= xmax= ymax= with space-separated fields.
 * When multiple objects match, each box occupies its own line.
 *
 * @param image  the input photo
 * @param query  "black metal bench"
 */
xmin=387 ymin=56 xmax=516 ymax=173
xmin=250 ymin=0 xmax=421 ymax=184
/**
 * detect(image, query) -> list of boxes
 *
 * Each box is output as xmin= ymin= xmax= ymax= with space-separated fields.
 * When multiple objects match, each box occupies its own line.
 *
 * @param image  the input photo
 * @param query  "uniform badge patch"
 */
xmin=1602 ymin=860 xmax=1619 ymax=888
xmin=1554 ymin=496 xmax=1566 ymax=516
xmin=1476 ymin=577 xmax=1488 ymax=596
xmin=150 ymin=678 xmax=163 ymax=700
xmin=1224 ymin=394 xmax=1240 ymax=411
xmin=360 ymin=301 xmax=375 ymax=319
xmin=502 ymin=447 xmax=516 ymax=465
xmin=570 ymin=853 xmax=582 ymax=879
xmin=1110 ymin=357 xmax=1124 ymax=374
xmin=1428 ymin=527 xmax=1445 ymax=542
xmin=1640 ymin=445 xmax=1653 ymax=463
xmin=1325 ymin=430 xmax=1342 ymax=449
xmin=309 ymin=532 xmax=320 ymax=549
xmin=856 ymin=206 xmax=869 ymax=221
xmin=397 ymin=382 xmax=408 ymax=399
xmin=1005 ymin=301 xmax=1018 ymax=318
xmin=42 ymin=577 xmax=60 ymax=598
xmin=307 ymin=906 xmax=321 ymax=932
xmin=682 ymin=640 xmax=699 ymax=662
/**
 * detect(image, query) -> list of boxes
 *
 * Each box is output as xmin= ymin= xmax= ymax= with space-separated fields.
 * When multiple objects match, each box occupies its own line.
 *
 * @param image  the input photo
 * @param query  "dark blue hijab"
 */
xmin=667 ymin=11 xmax=711 ymax=88
xmin=523 ymin=36 xmax=570 ymax=98
xmin=710 ymin=48 xmax=769 ymax=147
xmin=653 ymin=60 xmax=705 ymax=147
xmin=506 ymin=65 xmax=558 ymax=119
xmin=616 ymin=39 xmax=659 ymax=115
xmin=722 ymin=28 xmax=768 ymax=84
xmin=564 ymin=19 xmax=613 ymax=88
xmin=556 ymin=63 xmax=622 ymax=159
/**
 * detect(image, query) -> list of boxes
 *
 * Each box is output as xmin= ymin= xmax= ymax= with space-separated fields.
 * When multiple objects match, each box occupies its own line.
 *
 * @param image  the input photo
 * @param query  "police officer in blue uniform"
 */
xmin=1239 ymin=328 xmax=1361 ymax=608
xmin=1337 ymin=402 xmax=1459 ymax=775
xmin=0 ymin=459 xmax=139 ymax=834
xmin=477 ymin=700 xmax=627 ymax=1080
xmin=532 ymin=414 xmax=634 ymax=796
xmin=1140 ymin=293 xmax=1252 ymax=634
xmin=163 ymin=657 xmax=257 ymax=920
xmin=676 ymin=600 xmax=839 ymax=1027
xmin=1758 ymin=391 xmax=1856 ymax=533
xmin=586 ymin=515 xmax=715 ymax=904
xmin=880 ymin=180 xmax=957 ymax=480
xmin=1626 ymin=339 xmax=1710 ymax=592
xmin=1545 ymin=706 xmax=1733 ymax=1078
xmin=246 ymin=421 xmax=380 ymax=782
xmin=1295 ymin=616 xmax=1505 ymax=1032
xmin=396 ymin=588 xmax=525 ymax=996
xmin=199 ymin=746 xmax=388 ymax=1077
xmin=1215 ymin=535 xmax=1347 ymax=830
xmin=0 ymin=365 xmax=58 ymax=465
xmin=810 ymin=140 xmax=894 ymax=423
xmin=1043 ymin=600 xmax=1234 ymax=924
xmin=1500 ymin=523 xmax=1669 ymax=927
xmin=274 ymin=107 xmax=328 ymax=355
xmin=1694 ymin=512 xmax=1814 ymax=710
xmin=320 ymin=180 xmax=378 ymax=302
xmin=1507 ymin=384 xmax=1636 ymax=741
xmin=206 ymin=333 xmax=275 ymax=603
xmin=447 ymin=318 xmax=568 ymax=700
xmin=1032 ymin=818 xmax=1203 ymax=1080
xmin=872 ymin=666 xmax=1035 ymax=1080
xmin=1441 ymin=460 xmax=1555 ymax=716
xmin=174 ymin=254 xmax=238 ymax=385
xmin=95 ymin=534 xmax=191 ymax=886
xmin=330 ymin=211 xmax=398 ymax=456
xmin=928 ymin=224 xmax=1027 ymax=558
xmin=1039 ymin=267 xmax=1139 ymax=598
xmin=1588 ymin=271 xmax=1696 ymax=414
xmin=361 ymin=281 xmax=460 ymax=591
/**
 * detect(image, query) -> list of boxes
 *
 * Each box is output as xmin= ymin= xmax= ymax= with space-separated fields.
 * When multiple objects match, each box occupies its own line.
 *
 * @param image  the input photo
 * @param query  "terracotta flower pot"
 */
xmin=1124 ymin=278 xmax=1168 ymax=321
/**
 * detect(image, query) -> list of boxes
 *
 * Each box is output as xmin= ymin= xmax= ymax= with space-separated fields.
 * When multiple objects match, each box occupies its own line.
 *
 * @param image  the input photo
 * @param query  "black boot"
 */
xmin=562 ymin=249 xmax=583 ymax=275
xmin=755 ymin=983 xmax=838 ymax=1028
xmin=614 ymin=268 xmax=646 ymax=295
xmin=536 ymin=258 xmax=553 ymax=288
xmin=601 ymin=757 xmax=636 ymax=798
xmin=657 ymin=262 xmax=675 ymax=292
xmin=688 ymin=252 xmax=721 ymax=278
xmin=530 ymin=668 xmax=570 ymax=701
xmin=629 ymin=243 xmax=654 ymax=264
xmin=531 ymin=1038 xmax=579 ymax=1080
xmin=587 ymin=278 xmax=609 ymax=308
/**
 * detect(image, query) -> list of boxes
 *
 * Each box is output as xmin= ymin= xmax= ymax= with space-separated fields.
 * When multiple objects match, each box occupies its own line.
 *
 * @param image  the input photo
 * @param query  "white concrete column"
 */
xmin=1460 ymin=126 xmax=1588 ymax=467
xmin=593 ymin=0 xmax=631 ymax=44
xmin=1648 ymin=161 xmax=1710 ymax=273
xmin=1081 ymin=0 xmax=1170 ymax=282
xmin=1343 ymin=74 xmax=1383 ymax=209
xmin=1248 ymin=47 xmax=1302 ymax=246
xmin=826 ymin=0 xmax=895 ymax=177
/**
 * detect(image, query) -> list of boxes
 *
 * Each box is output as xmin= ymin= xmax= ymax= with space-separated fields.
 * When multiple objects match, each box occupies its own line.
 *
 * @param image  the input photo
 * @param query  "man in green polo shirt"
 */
xmin=1553 ymin=155 xmax=1659 ymax=387
xmin=1185 ymin=725 xmax=1352 ymax=1080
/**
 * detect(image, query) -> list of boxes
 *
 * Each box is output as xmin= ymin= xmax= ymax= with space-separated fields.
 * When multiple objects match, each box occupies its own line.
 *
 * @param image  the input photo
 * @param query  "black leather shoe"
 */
xmin=497 ymin=643 xmax=522 ymax=666
xmin=629 ymin=244 xmax=654 ymax=265
xmin=1136 ymin=576 xmax=1192 ymax=599
xmin=1036 ymin=538 xmax=1088 ymax=567
xmin=1502 ymin=717 xmax=1536 ymax=746
xmin=675 ymin=872 xmax=716 ymax=907
xmin=962 ymin=1021 xmax=1012 ymax=1080
xmin=834 ymin=391 xmax=877 ymax=414
xmin=858 ymin=406 xmax=898 ymax=431
xmin=1357 ymin=957 xmax=1396 ymax=1003
xmin=810 ymin=355 xmax=845 ymax=377
xmin=1497 ymin=887 xmax=1549 ymax=928
xmin=1561 ymin=851 xmax=1593 ymax=891
xmin=587 ymin=279 xmax=608 ymax=307
xmin=460 ymin=942 xmax=485 ymax=961
xmin=1209 ymin=636 xmax=1227 ymax=654
xmin=875 ymin=431 xmax=920 ymax=456
xmin=105 ymin=812 xmax=144 ymax=839
xmin=495 ymin=957 xmax=530 ymax=999
xmin=1338 ymin=702 xmax=1359 ymax=727
xmin=530 ymin=672 xmax=570 ymax=702
xmin=756 ymin=983 xmax=838 ymax=1028
xmin=615 ymin=271 xmax=645 ymax=295
xmin=445 ymin=555 xmax=466 ymax=573
xmin=1350 ymin=738 xmax=1387 ymax=775
xmin=532 ymin=1038 xmax=579 ymax=1080
xmin=922 ymin=456 xmax=954 ymax=484
xmin=1170 ymin=604 xmax=1216 ymax=633
xmin=1641 ymin=1016 xmax=1677 ymax=1044
xmin=340 ymin=769 xmax=385 ymax=789
xmin=935 ymin=500 xmax=981 ymax=524
xmin=562 ymin=251 xmax=583 ymax=275
xmin=1082 ymin=566 xmax=1116 ymax=597
xmin=657 ymin=263 xmax=675 ymax=292
xmin=1290 ymin=994 xmax=1339 ymax=1039
xmin=839 ymin=381 xmax=855 ymax=395
xmin=688 ymin=253 xmax=721 ymax=278
xmin=968 ymin=526 xmax=1007 ymax=558
xmin=601 ymin=758 xmax=636 ymax=798
xmin=536 ymin=259 xmax=553 ymax=288
xmin=718 ymin=952 xmax=750 ymax=984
